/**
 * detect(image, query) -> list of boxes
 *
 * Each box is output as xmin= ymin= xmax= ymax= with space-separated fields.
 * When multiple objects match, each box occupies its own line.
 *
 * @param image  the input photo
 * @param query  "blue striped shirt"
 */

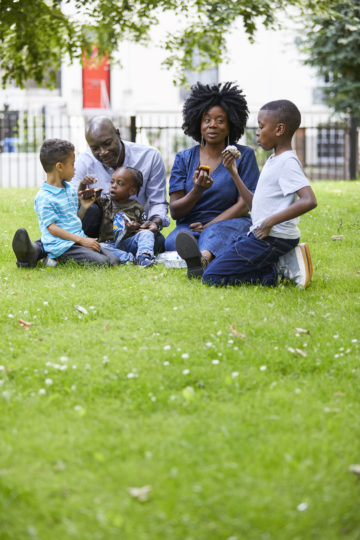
xmin=34 ymin=181 xmax=86 ymax=258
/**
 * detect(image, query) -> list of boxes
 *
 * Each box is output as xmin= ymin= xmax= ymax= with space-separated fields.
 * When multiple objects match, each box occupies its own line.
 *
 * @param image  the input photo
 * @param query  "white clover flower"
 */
xmin=231 ymin=372 xmax=239 ymax=378
xmin=163 ymin=345 xmax=171 ymax=351
xmin=297 ymin=502 xmax=308 ymax=511
xmin=43 ymin=301 xmax=48 ymax=306
xmin=45 ymin=378 xmax=53 ymax=386
xmin=182 ymin=369 xmax=190 ymax=375
xmin=38 ymin=388 xmax=46 ymax=395
xmin=60 ymin=356 xmax=68 ymax=363
xmin=163 ymin=361 xmax=170 ymax=366
xmin=8 ymin=314 xmax=14 ymax=318
xmin=212 ymin=359 xmax=220 ymax=365
xmin=260 ymin=365 xmax=267 ymax=371
xmin=181 ymin=353 xmax=189 ymax=360
xmin=205 ymin=342 xmax=213 ymax=347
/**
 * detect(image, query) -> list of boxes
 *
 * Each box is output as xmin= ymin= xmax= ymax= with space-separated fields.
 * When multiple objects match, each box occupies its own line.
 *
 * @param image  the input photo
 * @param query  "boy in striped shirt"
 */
xmin=32 ymin=138 xmax=118 ymax=266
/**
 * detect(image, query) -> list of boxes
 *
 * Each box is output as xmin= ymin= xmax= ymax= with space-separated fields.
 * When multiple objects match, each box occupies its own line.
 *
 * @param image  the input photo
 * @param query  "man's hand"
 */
xmin=78 ymin=174 xmax=97 ymax=191
xmin=254 ymin=218 xmax=273 ymax=240
xmin=140 ymin=221 xmax=159 ymax=234
xmin=79 ymin=191 xmax=97 ymax=209
xmin=78 ymin=237 xmax=101 ymax=252
xmin=126 ymin=220 xmax=141 ymax=233
xmin=189 ymin=222 xmax=204 ymax=233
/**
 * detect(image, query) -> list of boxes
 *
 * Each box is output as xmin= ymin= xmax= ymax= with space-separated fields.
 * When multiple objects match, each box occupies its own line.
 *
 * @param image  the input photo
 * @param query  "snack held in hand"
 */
xmin=199 ymin=165 xmax=211 ymax=173
xmin=223 ymin=145 xmax=241 ymax=159
xmin=80 ymin=187 xmax=103 ymax=200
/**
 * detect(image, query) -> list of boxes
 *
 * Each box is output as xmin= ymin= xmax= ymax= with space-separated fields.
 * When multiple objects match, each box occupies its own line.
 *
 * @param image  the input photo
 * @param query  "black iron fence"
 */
xmin=0 ymin=109 xmax=358 ymax=188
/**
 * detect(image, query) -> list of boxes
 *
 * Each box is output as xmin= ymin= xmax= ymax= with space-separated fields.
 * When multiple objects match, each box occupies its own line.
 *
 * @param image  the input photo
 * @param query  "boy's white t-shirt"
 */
xmin=249 ymin=150 xmax=310 ymax=239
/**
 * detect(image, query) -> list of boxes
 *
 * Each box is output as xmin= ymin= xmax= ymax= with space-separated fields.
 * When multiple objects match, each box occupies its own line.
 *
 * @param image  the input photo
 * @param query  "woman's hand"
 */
xmin=222 ymin=150 xmax=238 ymax=176
xmin=189 ymin=222 xmax=204 ymax=233
xmin=193 ymin=168 xmax=214 ymax=191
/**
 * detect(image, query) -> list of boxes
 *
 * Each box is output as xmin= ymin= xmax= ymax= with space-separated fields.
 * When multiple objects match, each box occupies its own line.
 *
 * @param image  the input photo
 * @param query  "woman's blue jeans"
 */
xmin=165 ymin=217 xmax=252 ymax=257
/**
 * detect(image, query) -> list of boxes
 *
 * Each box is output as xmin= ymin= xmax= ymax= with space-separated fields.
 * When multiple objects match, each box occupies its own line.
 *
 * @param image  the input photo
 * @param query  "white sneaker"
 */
xmin=277 ymin=243 xmax=313 ymax=288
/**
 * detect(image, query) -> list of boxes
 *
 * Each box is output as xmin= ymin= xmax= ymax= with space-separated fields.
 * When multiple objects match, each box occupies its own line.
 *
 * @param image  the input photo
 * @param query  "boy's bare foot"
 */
xmin=12 ymin=228 xmax=41 ymax=268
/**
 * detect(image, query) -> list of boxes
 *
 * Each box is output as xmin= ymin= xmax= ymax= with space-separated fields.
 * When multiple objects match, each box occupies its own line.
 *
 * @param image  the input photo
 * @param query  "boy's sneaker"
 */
xmin=277 ymin=243 xmax=313 ymax=288
xmin=42 ymin=256 xmax=57 ymax=268
xmin=175 ymin=230 xmax=208 ymax=279
xmin=136 ymin=253 xmax=155 ymax=267
xmin=12 ymin=228 xmax=41 ymax=268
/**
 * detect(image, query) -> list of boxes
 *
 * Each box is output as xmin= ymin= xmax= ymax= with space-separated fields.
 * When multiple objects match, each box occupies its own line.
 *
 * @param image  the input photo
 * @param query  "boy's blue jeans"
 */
xmin=202 ymin=232 xmax=299 ymax=286
xmin=100 ymin=229 xmax=155 ymax=263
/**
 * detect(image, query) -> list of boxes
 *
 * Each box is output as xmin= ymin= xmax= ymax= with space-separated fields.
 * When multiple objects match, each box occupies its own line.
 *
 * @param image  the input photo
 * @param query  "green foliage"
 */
xmin=0 ymin=0 xmax=339 ymax=88
xmin=1 ymin=182 xmax=360 ymax=538
xmin=300 ymin=1 xmax=360 ymax=118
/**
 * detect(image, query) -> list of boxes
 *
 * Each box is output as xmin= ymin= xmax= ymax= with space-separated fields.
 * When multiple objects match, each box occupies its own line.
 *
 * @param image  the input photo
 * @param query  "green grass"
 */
xmin=1 ymin=181 xmax=360 ymax=540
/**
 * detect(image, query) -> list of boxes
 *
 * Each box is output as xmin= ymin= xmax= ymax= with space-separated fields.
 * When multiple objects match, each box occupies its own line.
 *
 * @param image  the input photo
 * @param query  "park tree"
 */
xmin=0 ymin=0 xmax=338 ymax=89
xmin=300 ymin=1 xmax=360 ymax=178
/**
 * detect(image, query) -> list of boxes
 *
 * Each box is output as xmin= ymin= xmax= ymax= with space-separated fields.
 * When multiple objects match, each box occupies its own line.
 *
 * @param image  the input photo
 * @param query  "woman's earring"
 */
xmin=201 ymin=135 xmax=205 ymax=147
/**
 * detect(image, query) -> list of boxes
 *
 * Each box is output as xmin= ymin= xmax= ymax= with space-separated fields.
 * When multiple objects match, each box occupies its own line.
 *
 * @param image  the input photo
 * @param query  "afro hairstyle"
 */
xmin=182 ymin=81 xmax=249 ymax=144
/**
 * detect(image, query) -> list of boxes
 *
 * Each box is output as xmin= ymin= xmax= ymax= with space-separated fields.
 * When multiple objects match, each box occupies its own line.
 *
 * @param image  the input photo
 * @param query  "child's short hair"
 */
xmin=39 ymin=138 xmax=75 ymax=172
xmin=124 ymin=166 xmax=143 ymax=195
xmin=260 ymin=100 xmax=301 ymax=138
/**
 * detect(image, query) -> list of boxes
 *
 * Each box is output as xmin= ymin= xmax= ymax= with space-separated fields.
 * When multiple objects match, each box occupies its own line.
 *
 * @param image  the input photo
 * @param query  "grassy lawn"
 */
xmin=1 ymin=181 xmax=360 ymax=540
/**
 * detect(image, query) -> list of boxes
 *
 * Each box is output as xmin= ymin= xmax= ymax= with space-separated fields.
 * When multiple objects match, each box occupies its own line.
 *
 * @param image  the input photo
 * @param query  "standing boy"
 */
xmin=176 ymin=100 xmax=317 ymax=287
xmin=80 ymin=166 xmax=156 ymax=267
xmin=26 ymin=138 xmax=119 ymax=267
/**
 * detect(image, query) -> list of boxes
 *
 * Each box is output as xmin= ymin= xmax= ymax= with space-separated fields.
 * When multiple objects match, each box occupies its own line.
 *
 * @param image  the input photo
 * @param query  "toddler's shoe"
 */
xmin=136 ymin=253 xmax=155 ymax=267
xmin=175 ymin=230 xmax=208 ymax=279
xmin=277 ymin=243 xmax=313 ymax=288
xmin=12 ymin=228 xmax=41 ymax=268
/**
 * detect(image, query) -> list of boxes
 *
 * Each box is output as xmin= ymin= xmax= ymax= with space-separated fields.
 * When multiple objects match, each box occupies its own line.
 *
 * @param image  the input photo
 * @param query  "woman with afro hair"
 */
xmin=165 ymin=81 xmax=259 ymax=274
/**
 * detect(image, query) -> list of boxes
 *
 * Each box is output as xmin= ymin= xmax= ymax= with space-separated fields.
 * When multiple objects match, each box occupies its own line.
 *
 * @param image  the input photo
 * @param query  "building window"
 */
xmin=317 ymin=126 xmax=344 ymax=163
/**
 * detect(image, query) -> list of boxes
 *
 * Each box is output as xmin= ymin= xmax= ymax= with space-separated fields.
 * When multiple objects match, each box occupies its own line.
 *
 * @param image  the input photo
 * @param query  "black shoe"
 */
xmin=175 ymin=230 xmax=204 ymax=279
xmin=12 ymin=228 xmax=41 ymax=268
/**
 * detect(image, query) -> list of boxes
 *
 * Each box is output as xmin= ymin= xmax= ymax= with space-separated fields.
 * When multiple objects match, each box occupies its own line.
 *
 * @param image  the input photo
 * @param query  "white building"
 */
xmin=1 ymin=12 xmax=351 ymax=184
